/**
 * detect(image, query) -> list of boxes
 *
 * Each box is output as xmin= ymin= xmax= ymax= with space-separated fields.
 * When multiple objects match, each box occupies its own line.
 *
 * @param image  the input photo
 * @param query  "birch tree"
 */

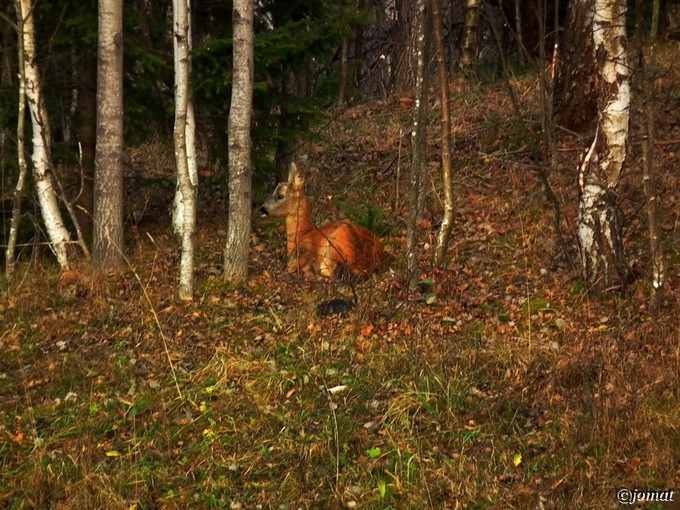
xmin=578 ymin=0 xmax=630 ymax=290
xmin=223 ymin=0 xmax=254 ymax=282
xmin=172 ymin=0 xmax=197 ymax=300
xmin=93 ymin=0 xmax=124 ymax=269
xmin=15 ymin=0 xmax=72 ymax=270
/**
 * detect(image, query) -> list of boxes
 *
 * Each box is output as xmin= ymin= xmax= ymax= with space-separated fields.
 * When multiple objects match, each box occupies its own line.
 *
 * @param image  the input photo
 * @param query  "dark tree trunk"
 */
xmin=224 ymin=0 xmax=254 ymax=282
xmin=553 ymin=0 xmax=598 ymax=134
xmin=274 ymin=64 xmax=296 ymax=181
xmin=76 ymin=57 xmax=97 ymax=240
xmin=460 ymin=0 xmax=481 ymax=67
xmin=449 ymin=0 xmax=467 ymax=64
xmin=432 ymin=0 xmax=455 ymax=267
xmin=406 ymin=0 xmax=428 ymax=289
xmin=1 ymin=0 xmax=14 ymax=87
xmin=352 ymin=0 xmax=366 ymax=91
xmin=93 ymin=0 xmax=125 ymax=269
xmin=393 ymin=0 xmax=417 ymax=92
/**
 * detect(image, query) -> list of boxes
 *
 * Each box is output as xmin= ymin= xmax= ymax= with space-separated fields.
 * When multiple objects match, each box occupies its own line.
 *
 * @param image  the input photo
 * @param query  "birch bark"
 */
xmin=16 ymin=0 xmax=71 ymax=269
xmin=172 ymin=0 xmax=197 ymax=299
xmin=578 ymin=0 xmax=631 ymax=290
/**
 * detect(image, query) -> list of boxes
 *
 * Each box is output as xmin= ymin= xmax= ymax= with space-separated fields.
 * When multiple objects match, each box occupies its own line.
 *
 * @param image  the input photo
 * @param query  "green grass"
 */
xmin=3 ymin=59 xmax=680 ymax=509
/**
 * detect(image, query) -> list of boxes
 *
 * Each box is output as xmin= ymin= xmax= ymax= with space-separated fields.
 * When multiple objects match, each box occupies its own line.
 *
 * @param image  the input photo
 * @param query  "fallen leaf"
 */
xmin=360 ymin=325 xmax=374 ymax=337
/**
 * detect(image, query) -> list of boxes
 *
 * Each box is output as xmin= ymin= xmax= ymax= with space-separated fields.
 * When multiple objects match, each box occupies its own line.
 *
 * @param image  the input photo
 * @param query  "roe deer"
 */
xmin=260 ymin=163 xmax=386 ymax=278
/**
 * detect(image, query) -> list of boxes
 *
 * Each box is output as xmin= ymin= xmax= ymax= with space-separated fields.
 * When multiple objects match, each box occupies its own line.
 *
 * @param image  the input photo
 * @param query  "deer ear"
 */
xmin=289 ymin=162 xmax=305 ymax=190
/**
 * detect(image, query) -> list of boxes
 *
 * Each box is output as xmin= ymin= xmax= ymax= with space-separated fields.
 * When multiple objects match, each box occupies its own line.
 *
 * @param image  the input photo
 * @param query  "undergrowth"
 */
xmin=2 ymin=48 xmax=680 ymax=509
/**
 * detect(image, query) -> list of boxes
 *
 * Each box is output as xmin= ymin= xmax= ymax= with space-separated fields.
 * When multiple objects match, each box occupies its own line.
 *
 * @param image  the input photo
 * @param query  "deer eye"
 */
xmin=276 ymin=194 xmax=284 ymax=200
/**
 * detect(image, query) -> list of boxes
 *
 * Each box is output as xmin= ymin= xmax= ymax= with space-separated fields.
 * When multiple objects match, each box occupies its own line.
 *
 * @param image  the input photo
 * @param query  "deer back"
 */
xmin=314 ymin=221 xmax=384 ymax=277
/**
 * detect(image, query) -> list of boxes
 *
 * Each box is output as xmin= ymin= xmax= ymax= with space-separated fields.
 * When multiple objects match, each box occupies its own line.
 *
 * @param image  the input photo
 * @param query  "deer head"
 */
xmin=260 ymin=163 xmax=306 ymax=218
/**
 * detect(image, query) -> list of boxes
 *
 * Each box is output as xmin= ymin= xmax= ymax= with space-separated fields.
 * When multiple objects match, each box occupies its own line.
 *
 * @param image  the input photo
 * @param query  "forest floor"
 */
xmin=2 ymin=45 xmax=680 ymax=510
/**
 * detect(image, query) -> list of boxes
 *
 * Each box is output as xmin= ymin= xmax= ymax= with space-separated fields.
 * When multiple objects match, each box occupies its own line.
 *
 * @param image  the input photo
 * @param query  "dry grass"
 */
xmin=2 ymin=43 xmax=680 ymax=510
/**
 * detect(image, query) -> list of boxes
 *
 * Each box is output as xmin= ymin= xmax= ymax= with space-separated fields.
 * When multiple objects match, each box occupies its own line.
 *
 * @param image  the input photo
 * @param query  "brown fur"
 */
xmin=260 ymin=163 xmax=386 ymax=278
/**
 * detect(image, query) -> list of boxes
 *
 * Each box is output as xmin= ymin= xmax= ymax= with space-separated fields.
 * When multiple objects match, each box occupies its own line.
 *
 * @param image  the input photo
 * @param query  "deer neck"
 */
xmin=285 ymin=196 xmax=314 ymax=255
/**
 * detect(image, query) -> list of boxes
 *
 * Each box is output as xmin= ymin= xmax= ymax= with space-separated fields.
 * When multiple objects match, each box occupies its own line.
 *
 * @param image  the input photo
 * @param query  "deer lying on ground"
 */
xmin=260 ymin=163 xmax=386 ymax=279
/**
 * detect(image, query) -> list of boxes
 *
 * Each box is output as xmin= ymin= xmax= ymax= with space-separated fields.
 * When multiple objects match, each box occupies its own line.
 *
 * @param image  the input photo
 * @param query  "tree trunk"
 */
xmin=578 ymin=0 xmax=631 ymax=291
xmin=6 ymin=7 xmax=28 ymax=282
xmin=93 ymin=0 xmax=125 ymax=269
xmin=650 ymin=0 xmax=660 ymax=40
xmin=173 ymin=0 xmax=197 ymax=300
xmin=223 ymin=0 xmax=254 ymax=282
xmin=16 ymin=0 xmax=72 ymax=270
xmin=352 ymin=0 xmax=366 ymax=93
xmin=406 ymin=0 xmax=428 ymax=290
xmin=636 ymin=0 xmax=665 ymax=311
xmin=1 ymin=1 xmax=14 ymax=87
xmin=76 ymin=56 xmax=97 ymax=240
xmin=535 ymin=0 xmax=573 ymax=270
xmin=460 ymin=0 xmax=481 ymax=67
xmin=536 ymin=0 xmax=558 ymax=167
xmin=641 ymin=62 xmax=664 ymax=310
xmin=274 ymin=64 xmax=296 ymax=181
xmin=514 ymin=0 xmax=524 ymax=63
xmin=553 ymin=0 xmax=597 ymax=133
xmin=431 ymin=0 xmax=455 ymax=267
xmin=338 ymin=36 xmax=348 ymax=106
xmin=393 ymin=0 xmax=417 ymax=92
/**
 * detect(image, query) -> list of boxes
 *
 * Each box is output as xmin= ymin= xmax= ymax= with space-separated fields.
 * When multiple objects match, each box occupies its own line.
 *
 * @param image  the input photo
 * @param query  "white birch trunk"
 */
xmin=223 ymin=0 xmax=254 ymax=282
xmin=173 ymin=0 xmax=197 ymax=300
xmin=17 ymin=0 xmax=71 ymax=269
xmin=172 ymin=101 xmax=197 ymax=235
xmin=578 ymin=0 xmax=630 ymax=289
xmin=593 ymin=0 xmax=629 ymax=188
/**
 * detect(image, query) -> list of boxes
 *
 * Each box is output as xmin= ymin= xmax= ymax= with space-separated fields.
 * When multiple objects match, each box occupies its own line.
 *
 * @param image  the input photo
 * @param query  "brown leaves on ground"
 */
xmin=3 ymin=50 xmax=680 ymax=509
